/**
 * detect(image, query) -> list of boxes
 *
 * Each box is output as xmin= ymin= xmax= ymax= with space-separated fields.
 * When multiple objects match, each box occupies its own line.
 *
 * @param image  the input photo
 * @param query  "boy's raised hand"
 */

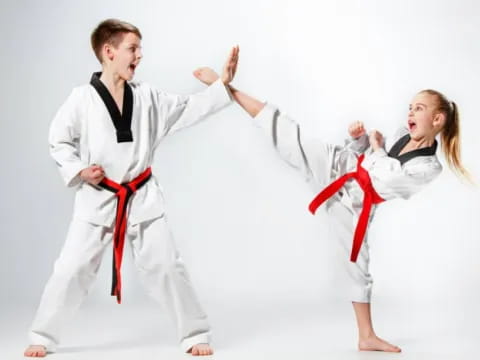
xmin=348 ymin=121 xmax=366 ymax=139
xmin=221 ymin=45 xmax=239 ymax=85
xmin=193 ymin=46 xmax=239 ymax=86
xmin=80 ymin=165 xmax=105 ymax=185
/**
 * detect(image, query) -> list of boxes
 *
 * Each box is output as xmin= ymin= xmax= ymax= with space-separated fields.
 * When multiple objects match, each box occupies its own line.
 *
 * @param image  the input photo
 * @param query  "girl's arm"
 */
xmin=362 ymin=131 xmax=443 ymax=200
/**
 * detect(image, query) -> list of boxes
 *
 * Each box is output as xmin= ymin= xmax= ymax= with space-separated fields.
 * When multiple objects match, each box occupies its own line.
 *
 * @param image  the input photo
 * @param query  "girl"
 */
xmin=192 ymin=66 xmax=469 ymax=352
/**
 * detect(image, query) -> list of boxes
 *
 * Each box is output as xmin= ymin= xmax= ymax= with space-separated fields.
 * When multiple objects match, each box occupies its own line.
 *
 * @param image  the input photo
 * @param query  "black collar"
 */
xmin=388 ymin=134 xmax=438 ymax=165
xmin=90 ymin=72 xmax=134 ymax=143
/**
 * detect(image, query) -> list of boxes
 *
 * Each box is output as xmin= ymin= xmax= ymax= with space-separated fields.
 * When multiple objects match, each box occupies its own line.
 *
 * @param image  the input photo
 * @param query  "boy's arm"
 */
xmin=157 ymin=79 xmax=232 ymax=137
xmin=48 ymin=88 xmax=89 ymax=187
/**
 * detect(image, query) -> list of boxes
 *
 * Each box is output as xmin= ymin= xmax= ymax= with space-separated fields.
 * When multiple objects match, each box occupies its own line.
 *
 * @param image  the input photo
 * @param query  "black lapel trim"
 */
xmin=387 ymin=134 xmax=438 ymax=165
xmin=90 ymin=72 xmax=134 ymax=143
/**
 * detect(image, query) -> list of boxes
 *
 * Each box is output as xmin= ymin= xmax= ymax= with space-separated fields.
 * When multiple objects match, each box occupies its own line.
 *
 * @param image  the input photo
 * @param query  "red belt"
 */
xmin=99 ymin=167 xmax=152 ymax=303
xmin=308 ymin=154 xmax=384 ymax=262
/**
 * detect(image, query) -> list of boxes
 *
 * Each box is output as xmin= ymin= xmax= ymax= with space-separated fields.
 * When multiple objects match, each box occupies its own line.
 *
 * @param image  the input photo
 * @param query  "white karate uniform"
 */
xmin=253 ymin=103 xmax=443 ymax=302
xmin=29 ymin=76 xmax=231 ymax=352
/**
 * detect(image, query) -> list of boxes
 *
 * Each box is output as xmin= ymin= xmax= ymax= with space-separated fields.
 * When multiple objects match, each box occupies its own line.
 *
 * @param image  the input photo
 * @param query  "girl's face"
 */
xmin=407 ymin=92 xmax=445 ymax=141
xmin=104 ymin=32 xmax=142 ymax=81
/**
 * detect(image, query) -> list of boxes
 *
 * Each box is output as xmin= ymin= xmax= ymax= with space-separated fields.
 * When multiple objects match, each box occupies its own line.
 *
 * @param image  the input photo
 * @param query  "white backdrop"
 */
xmin=1 ymin=0 xmax=479 ymax=355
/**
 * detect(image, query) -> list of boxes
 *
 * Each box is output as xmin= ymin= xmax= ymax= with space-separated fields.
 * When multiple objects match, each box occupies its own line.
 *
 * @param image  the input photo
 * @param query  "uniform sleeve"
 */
xmin=253 ymin=103 xmax=334 ymax=184
xmin=364 ymin=148 xmax=443 ymax=200
xmin=155 ymin=78 xmax=232 ymax=137
xmin=343 ymin=133 xmax=370 ymax=155
xmin=48 ymin=88 xmax=88 ymax=187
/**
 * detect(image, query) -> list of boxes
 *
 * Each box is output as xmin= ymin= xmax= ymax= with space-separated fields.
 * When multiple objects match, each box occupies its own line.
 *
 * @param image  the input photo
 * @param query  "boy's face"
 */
xmin=104 ymin=32 xmax=142 ymax=81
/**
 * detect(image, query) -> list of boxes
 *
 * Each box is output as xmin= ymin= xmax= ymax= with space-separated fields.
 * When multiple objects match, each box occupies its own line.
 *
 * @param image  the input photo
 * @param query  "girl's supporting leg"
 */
xmin=327 ymin=201 xmax=401 ymax=352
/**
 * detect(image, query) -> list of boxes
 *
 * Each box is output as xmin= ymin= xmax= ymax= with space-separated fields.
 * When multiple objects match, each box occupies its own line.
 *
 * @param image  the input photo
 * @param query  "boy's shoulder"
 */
xmin=67 ymin=83 xmax=93 ymax=100
xmin=128 ymin=79 xmax=156 ymax=94
xmin=66 ymin=81 xmax=154 ymax=100
xmin=66 ymin=79 xmax=167 ymax=103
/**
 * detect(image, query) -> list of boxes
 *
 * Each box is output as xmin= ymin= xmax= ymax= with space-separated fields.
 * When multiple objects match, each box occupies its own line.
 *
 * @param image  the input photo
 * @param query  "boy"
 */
xmin=24 ymin=19 xmax=239 ymax=357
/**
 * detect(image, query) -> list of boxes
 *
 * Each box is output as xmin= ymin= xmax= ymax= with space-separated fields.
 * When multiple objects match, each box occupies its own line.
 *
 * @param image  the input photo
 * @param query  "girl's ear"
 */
xmin=433 ymin=112 xmax=446 ymax=129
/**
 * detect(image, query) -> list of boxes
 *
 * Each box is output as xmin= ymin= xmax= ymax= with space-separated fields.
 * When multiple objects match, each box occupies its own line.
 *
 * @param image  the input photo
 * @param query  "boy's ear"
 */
xmin=103 ymin=43 xmax=114 ymax=62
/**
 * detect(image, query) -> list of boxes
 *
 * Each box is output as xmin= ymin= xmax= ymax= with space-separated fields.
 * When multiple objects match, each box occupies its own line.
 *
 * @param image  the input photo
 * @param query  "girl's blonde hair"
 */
xmin=420 ymin=89 xmax=470 ymax=180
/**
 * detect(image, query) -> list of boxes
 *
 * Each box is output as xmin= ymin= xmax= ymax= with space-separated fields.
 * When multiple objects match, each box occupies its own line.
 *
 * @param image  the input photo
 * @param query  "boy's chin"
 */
xmin=121 ymin=72 xmax=134 ymax=81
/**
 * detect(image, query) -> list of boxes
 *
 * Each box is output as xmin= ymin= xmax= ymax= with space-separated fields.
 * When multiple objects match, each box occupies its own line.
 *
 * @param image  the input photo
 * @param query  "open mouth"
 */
xmin=408 ymin=119 xmax=417 ymax=131
xmin=129 ymin=63 xmax=137 ymax=72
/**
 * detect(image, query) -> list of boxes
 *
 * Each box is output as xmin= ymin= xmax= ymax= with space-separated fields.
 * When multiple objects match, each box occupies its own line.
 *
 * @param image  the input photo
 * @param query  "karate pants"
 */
xmin=28 ymin=215 xmax=210 ymax=352
xmin=306 ymin=139 xmax=374 ymax=303
xmin=326 ymin=200 xmax=373 ymax=303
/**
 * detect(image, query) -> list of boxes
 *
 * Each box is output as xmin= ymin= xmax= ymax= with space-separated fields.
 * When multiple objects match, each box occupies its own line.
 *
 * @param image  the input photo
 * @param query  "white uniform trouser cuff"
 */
xmin=180 ymin=332 xmax=212 ymax=353
xmin=351 ymin=286 xmax=372 ymax=303
xmin=29 ymin=332 xmax=57 ymax=353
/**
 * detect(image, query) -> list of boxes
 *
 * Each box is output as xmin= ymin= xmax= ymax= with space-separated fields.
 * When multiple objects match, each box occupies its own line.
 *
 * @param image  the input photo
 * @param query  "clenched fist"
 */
xmin=369 ymin=130 xmax=385 ymax=151
xmin=348 ymin=121 xmax=366 ymax=139
xmin=79 ymin=165 xmax=105 ymax=185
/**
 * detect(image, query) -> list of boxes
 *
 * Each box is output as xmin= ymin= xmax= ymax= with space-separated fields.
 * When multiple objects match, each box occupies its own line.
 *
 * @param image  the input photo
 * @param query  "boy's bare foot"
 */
xmin=188 ymin=343 xmax=214 ymax=356
xmin=359 ymin=335 xmax=401 ymax=352
xmin=24 ymin=345 xmax=47 ymax=357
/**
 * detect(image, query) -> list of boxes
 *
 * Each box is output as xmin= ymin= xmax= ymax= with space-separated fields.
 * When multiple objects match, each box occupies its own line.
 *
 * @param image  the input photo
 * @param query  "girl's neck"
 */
xmin=408 ymin=134 xmax=435 ymax=150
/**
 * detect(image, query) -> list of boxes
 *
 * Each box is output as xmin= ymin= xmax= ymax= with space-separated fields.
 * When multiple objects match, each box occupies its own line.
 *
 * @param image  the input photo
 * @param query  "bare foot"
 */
xmin=188 ymin=343 xmax=214 ymax=356
xmin=359 ymin=335 xmax=401 ymax=352
xmin=24 ymin=345 xmax=47 ymax=357
xmin=193 ymin=67 xmax=219 ymax=86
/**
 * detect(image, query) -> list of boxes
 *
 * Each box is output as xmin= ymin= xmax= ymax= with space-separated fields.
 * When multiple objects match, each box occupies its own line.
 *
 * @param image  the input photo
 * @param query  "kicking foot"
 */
xmin=24 ymin=345 xmax=47 ymax=357
xmin=188 ymin=343 xmax=214 ymax=356
xmin=359 ymin=336 xmax=401 ymax=352
xmin=193 ymin=67 xmax=219 ymax=86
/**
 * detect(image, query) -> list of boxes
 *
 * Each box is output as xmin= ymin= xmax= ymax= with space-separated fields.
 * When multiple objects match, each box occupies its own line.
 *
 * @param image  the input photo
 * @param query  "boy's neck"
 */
xmin=99 ymin=67 xmax=125 ymax=93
